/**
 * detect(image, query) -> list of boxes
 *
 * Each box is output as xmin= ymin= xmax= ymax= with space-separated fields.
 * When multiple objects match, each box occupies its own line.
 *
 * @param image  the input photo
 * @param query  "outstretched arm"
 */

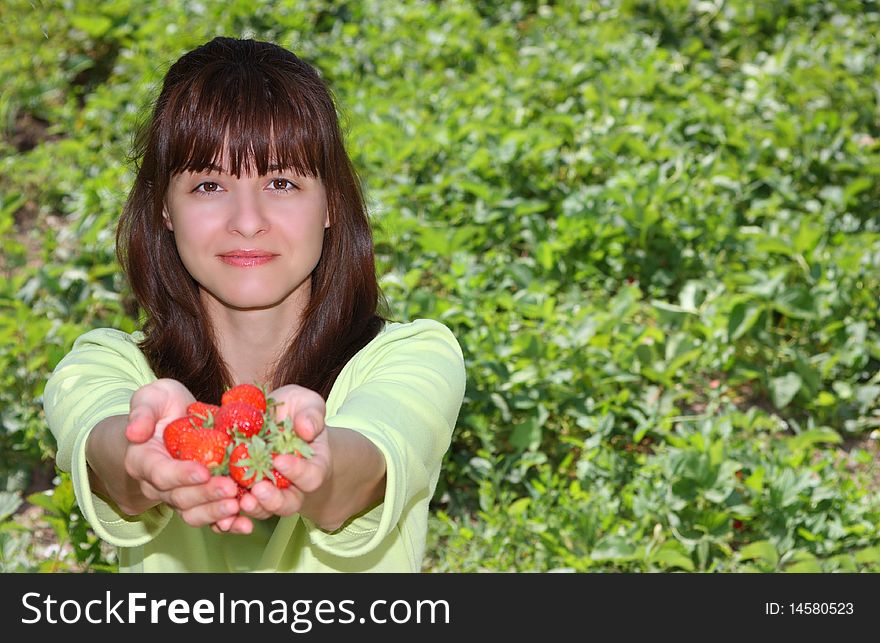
xmin=228 ymin=384 xmax=386 ymax=533
xmin=86 ymin=378 xmax=243 ymax=530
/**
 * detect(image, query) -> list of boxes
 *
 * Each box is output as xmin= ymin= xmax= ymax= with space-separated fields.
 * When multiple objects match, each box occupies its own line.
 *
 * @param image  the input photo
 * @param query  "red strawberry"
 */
xmin=229 ymin=443 xmax=257 ymax=488
xmin=176 ymin=428 xmax=231 ymax=471
xmin=271 ymin=469 xmax=291 ymax=489
xmin=186 ymin=401 xmax=220 ymax=428
xmin=163 ymin=415 xmax=198 ymax=458
xmin=213 ymin=400 xmax=264 ymax=438
xmin=221 ymin=383 xmax=267 ymax=413
xmin=228 ymin=435 xmax=295 ymax=489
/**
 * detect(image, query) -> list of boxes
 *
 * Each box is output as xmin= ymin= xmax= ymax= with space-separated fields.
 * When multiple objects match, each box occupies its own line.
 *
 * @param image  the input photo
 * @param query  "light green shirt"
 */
xmin=43 ymin=319 xmax=465 ymax=572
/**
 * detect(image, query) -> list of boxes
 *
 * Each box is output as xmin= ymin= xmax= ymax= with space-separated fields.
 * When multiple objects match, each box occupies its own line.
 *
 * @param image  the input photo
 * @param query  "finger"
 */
xmin=126 ymin=383 xmax=171 ymax=442
xmin=212 ymin=514 xmax=255 ymax=535
xmin=271 ymin=386 xmax=325 ymax=436
xmin=179 ymin=498 xmax=240 ymax=527
xmin=273 ymin=454 xmax=324 ymax=493
xmin=128 ymin=453 xmax=210 ymax=492
xmin=252 ymin=480 xmax=304 ymax=517
xmin=213 ymin=516 xmax=237 ymax=532
xmin=138 ymin=480 xmax=162 ymax=504
xmin=143 ymin=459 xmax=210 ymax=492
xmin=127 ymin=379 xmax=195 ymax=442
xmin=248 ymin=482 xmax=285 ymax=514
xmin=238 ymin=490 xmax=275 ymax=519
xmin=293 ymin=409 xmax=324 ymax=441
xmin=226 ymin=515 xmax=254 ymax=535
xmin=125 ymin=406 xmax=159 ymax=443
xmin=167 ymin=477 xmax=238 ymax=511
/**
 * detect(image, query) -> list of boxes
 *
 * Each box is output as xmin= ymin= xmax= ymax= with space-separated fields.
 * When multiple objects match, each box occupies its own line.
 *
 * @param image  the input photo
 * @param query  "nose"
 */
xmin=227 ymin=187 xmax=269 ymax=237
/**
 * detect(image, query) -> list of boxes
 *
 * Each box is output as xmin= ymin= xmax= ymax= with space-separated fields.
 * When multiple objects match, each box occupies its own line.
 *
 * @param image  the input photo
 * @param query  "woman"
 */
xmin=43 ymin=37 xmax=466 ymax=572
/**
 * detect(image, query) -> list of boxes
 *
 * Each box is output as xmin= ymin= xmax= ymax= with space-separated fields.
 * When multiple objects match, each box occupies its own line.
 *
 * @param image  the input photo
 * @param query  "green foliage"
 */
xmin=1 ymin=0 xmax=879 ymax=572
xmin=1 ymin=474 xmax=115 ymax=572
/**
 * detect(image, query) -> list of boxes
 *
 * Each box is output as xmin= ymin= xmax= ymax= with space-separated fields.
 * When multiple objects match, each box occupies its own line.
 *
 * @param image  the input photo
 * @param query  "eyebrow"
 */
xmin=267 ymin=163 xmax=300 ymax=173
xmin=191 ymin=163 xmax=295 ymax=174
xmin=191 ymin=163 xmax=225 ymax=174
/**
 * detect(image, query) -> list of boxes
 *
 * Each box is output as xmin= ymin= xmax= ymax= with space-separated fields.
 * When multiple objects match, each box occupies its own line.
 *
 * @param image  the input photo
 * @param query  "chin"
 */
xmin=200 ymin=276 xmax=310 ymax=312
xmin=204 ymin=286 xmax=288 ymax=311
xmin=226 ymin=294 xmax=288 ymax=311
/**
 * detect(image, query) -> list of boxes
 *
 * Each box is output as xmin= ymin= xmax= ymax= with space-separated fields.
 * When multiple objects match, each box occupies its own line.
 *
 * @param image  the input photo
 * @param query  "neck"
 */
xmin=201 ymin=291 xmax=308 ymax=387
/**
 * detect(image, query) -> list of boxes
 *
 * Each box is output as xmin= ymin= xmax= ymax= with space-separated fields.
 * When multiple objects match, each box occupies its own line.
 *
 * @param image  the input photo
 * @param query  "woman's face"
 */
xmin=164 ymin=164 xmax=329 ymax=313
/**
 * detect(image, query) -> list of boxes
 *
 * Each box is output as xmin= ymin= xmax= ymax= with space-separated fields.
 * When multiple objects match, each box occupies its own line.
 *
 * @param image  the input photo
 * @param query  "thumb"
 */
xmin=125 ymin=405 xmax=158 ymax=443
xmin=295 ymin=410 xmax=323 ymax=441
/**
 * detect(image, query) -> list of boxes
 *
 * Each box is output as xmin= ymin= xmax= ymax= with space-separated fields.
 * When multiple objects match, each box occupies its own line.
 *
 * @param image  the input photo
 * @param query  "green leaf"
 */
xmin=787 ymin=428 xmax=842 ymax=451
xmin=728 ymin=302 xmax=762 ymax=341
xmin=70 ymin=15 xmax=114 ymax=37
xmin=854 ymin=546 xmax=880 ymax=565
xmin=770 ymin=372 xmax=802 ymax=409
xmin=0 ymin=491 xmax=23 ymax=521
xmin=509 ymin=417 xmax=541 ymax=452
xmin=651 ymin=300 xmax=697 ymax=318
xmin=738 ymin=540 xmax=779 ymax=568
xmin=773 ymin=287 xmax=817 ymax=320
xmin=651 ymin=547 xmax=695 ymax=572
xmin=784 ymin=551 xmax=822 ymax=573
xmin=507 ymin=497 xmax=531 ymax=516
xmin=794 ymin=221 xmax=823 ymax=255
xmin=25 ymin=491 xmax=57 ymax=513
xmin=754 ymin=237 xmax=795 ymax=257
xmin=590 ymin=535 xmax=638 ymax=562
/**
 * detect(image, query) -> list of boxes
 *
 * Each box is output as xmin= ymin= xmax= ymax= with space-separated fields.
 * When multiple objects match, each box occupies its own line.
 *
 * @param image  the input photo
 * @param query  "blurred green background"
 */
xmin=1 ymin=0 xmax=879 ymax=572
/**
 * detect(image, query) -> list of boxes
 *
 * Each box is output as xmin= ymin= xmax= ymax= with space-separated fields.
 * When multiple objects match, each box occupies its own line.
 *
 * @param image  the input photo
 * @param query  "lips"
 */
xmin=217 ymin=249 xmax=278 ymax=267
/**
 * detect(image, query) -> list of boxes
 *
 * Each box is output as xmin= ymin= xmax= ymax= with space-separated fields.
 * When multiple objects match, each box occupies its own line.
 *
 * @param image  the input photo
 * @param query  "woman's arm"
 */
xmin=86 ymin=414 xmax=146 ymax=511
xmin=299 ymin=426 xmax=386 ymax=530
xmin=232 ymin=384 xmax=386 ymax=532
xmin=85 ymin=380 xmax=244 ymax=530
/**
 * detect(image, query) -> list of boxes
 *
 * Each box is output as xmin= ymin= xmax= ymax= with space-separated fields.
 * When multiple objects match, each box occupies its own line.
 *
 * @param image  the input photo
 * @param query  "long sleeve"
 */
xmin=42 ymin=328 xmax=173 ymax=546
xmin=301 ymin=319 xmax=466 ymax=561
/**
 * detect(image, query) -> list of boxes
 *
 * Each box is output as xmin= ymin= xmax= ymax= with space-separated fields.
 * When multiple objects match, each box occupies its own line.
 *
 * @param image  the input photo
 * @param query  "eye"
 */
xmin=194 ymin=181 xmax=222 ymax=193
xmin=269 ymin=178 xmax=297 ymax=191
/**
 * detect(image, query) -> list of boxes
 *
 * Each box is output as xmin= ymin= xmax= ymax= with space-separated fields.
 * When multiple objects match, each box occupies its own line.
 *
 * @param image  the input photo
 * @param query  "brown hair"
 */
xmin=117 ymin=37 xmax=384 ymax=402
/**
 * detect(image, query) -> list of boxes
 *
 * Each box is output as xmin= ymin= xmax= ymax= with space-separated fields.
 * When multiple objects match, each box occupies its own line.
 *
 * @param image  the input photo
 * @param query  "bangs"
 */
xmin=160 ymin=61 xmax=327 ymax=178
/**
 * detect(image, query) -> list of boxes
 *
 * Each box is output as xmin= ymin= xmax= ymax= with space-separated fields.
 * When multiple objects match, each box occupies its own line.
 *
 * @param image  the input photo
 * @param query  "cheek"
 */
xmin=168 ymin=221 xmax=210 ymax=273
xmin=282 ymin=216 xmax=327 ymax=251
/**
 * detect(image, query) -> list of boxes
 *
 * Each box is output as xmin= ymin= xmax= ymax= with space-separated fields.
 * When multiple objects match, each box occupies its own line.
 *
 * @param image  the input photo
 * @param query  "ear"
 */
xmin=162 ymin=207 xmax=174 ymax=231
xmin=324 ymin=210 xmax=330 ymax=229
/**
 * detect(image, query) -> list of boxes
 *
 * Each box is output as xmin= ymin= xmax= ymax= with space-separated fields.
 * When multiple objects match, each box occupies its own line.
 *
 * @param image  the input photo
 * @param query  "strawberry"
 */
xmin=213 ymin=400 xmax=264 ymax=438
xmin=165 ymin=386 xmax=314 ymax=492
xmin=186 ymin=401 xmax=220 ymax=428
xmin=228 ymin=434 xmax=303 ymax=489
xmin=163 ymin=415 xmax=199 ymax=458
xmin=229 ymin=442 xmax=257 ymax=488
xmin=176 ymin=428 xmax=231 ymax=471
xmin=271 ymin=469 xmax=292 ymax=490
xmin=221 ymin=383 xmax=267 ymax=413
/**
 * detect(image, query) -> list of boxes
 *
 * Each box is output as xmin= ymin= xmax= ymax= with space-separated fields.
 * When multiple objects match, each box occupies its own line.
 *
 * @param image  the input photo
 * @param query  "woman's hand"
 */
xmin=214 ymin=384 xmax=331 ymax=531
xmin=99 ymin=378 xmax=242 ymax=530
